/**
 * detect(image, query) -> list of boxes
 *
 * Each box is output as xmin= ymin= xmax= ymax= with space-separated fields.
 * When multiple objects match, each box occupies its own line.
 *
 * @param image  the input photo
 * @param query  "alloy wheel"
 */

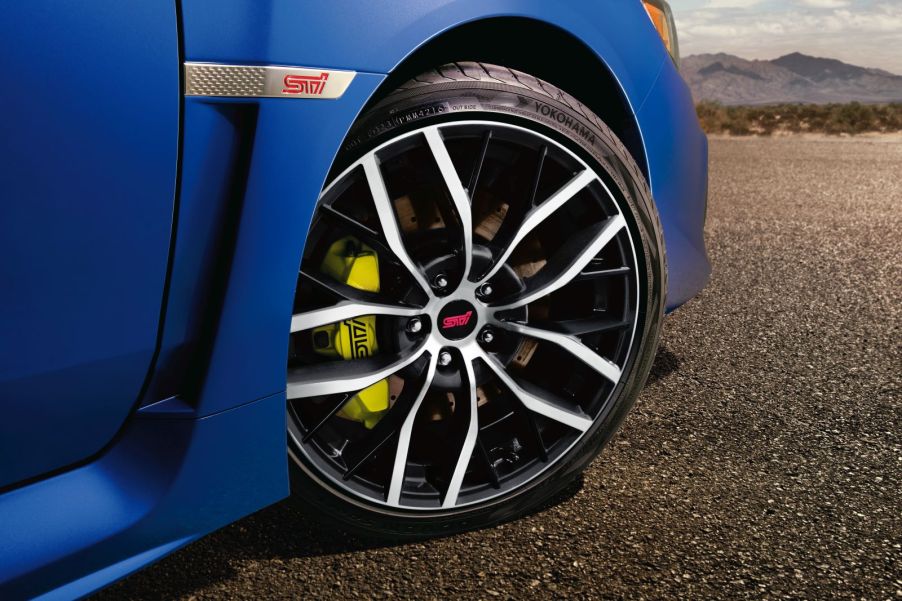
xmin=288 ymin=121 xmax=640 ymax=511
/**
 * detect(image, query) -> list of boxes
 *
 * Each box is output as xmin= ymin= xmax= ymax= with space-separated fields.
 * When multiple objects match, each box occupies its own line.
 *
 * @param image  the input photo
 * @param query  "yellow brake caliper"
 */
xmin=311 ymin=236 xmax=389 ymax=429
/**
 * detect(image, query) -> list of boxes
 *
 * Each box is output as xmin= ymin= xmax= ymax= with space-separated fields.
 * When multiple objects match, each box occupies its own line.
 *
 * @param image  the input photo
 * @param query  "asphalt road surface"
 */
xmin=100 ymin=136 xmax=901 ymax=600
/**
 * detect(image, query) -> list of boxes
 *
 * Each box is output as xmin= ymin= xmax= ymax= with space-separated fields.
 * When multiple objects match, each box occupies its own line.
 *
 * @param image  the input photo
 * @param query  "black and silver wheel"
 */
xmin=287 ymin=63 xmax=665 ymax=536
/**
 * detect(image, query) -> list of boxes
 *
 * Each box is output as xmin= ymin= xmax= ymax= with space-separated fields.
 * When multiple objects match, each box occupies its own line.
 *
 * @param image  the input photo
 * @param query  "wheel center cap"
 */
xmin=436 ymin=300 xmax=478 ymax=341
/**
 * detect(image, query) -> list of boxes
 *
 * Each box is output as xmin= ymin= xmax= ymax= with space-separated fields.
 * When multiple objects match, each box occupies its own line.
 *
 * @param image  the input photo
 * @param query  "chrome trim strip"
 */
xmin=184 ymin=62 xmax=356 ymax=99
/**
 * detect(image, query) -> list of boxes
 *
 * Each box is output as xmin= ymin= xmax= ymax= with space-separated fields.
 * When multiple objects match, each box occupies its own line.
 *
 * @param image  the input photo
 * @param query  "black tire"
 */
xmin=289 ymin=62 xmax=666 ymax=538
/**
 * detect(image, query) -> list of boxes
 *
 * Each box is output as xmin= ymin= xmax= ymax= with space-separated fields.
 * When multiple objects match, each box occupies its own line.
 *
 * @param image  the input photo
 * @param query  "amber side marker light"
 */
xmin=643 ymin=0 xmax=681 ymax=68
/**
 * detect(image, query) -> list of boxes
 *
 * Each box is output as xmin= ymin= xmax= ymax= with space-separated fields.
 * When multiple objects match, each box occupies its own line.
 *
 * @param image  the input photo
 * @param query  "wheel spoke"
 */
xmin=523 ymin=410 xmax=549 ymax=462
xmin=495 ymin=321 xmax=622 ymax=384
xmin=318 ymin=204 xmax=395 ymax=260
xmin=525 ymin=315 xmax=631 ymax=337
xmin=468 ymin=130 xmax=493 ymax=197
xmin=477 ymin=349 xmax=593 ymax=432
xmin=492 ymin=214 xmax=626 ymax=312
xmin=342 ymin=353 xmax=433 ymax=480
xmin=291 ymin=301 xmax=422 ymax=333
xmin=386 ymin=354 xmax=438 ymax=505
xmin=299 ymin=269 xmax=413 ymax=307
xmin=293 ymin=393 xmax=350 ymax=443
xmin=424 ymin=127 xmax=473 ymax=281
xmin=476 ymin=437 xmax=502 ymax=489
xmin=481 ymin=170 xmax=596 ymax=282
xmin=575 ymin=265 xmax=631 ymax=282
xmin=287 ymin=343 xmax=427 ymax=399
xmin=441 ymin=356 xmax=479 ymax=508
xmin=362 ymin=154 xmax=432 ymax=296
xmin=319 ymin=203 xmax=380 ymax=241
xmin=528 ymin=145 xmax=548 ymax=207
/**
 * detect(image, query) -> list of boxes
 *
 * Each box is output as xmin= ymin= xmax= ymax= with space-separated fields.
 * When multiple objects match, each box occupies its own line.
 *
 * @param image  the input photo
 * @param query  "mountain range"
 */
xmin=682 ymin=52 xmax=902 ymax=106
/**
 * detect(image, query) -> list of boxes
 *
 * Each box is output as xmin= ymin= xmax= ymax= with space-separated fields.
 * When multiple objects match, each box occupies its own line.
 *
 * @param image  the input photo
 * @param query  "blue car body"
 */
xmin=0 ymin=1 xmax=708 ymax=597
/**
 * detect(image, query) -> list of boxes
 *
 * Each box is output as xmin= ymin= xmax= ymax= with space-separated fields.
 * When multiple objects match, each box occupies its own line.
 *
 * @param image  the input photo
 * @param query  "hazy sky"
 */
xmin=673 ymin=0 xmax=902 ymax=74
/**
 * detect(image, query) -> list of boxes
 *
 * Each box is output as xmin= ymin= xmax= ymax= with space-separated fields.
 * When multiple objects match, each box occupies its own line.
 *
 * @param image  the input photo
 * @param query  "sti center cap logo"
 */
xmin=438 ymin=300 xmax=477 ymax=341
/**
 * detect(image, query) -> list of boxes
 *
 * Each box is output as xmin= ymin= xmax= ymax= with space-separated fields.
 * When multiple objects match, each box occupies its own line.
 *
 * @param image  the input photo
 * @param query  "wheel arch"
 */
xmin=362 ymin=17 xmax=650 ymax=181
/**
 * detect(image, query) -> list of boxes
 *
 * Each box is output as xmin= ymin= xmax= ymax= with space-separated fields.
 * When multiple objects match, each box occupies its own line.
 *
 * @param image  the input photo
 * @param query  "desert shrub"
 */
xmin=755 ymin=109 xmax=780 ymax=135
xmin=823 ymin=103 xmax=875 ymax=134
xmin=726 ymin=107 xmax=752 ymax=135
xmin=880 ymin=103 xmax=902 ymax=131
xmin=695 ymin=102 xmax=902 ymax=135
xmin=695 ymin=101 xmax=729 ymax=134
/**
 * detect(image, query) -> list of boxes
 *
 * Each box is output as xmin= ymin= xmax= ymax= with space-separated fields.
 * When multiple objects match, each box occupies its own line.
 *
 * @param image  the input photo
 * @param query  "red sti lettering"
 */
xmin=441 ymin=311 xmax=473 ymax=330
xmin=282 ymin=72 xmax=329 ymax=95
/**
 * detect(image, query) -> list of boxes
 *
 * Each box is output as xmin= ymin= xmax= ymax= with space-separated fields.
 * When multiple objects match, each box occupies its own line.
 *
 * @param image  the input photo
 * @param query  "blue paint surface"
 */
xmin=0 ymin=1 xmax=708 ymax=595
xmin=0 ymin=2 xmax=179 ymax=487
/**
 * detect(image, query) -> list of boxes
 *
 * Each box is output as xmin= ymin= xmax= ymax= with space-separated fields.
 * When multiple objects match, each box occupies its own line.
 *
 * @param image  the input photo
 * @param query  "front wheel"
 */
xmin=286 ymin=62 xmax=666 ymax=537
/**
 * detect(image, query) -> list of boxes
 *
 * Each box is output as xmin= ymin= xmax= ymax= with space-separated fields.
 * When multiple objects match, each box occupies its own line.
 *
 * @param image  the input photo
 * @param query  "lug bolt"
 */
xmin=479 ymin=328 xmax=495 ymax=344
xmin=477 ymin=283 xmax=494 ymax=298
xmin=406 ymin=317 xmax=423 ymax=334
xmin=438 ymin=350 xmax=453 ymax=367
xmin=433 ymin=274 xmax=450 ymax=290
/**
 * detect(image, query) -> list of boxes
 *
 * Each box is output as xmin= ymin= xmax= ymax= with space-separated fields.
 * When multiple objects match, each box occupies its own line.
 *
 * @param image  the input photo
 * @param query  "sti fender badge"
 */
xmin=282 ymin=72 xmax=329 ymax=95
xmin=184 ymin=63 xmax=355 ymax=99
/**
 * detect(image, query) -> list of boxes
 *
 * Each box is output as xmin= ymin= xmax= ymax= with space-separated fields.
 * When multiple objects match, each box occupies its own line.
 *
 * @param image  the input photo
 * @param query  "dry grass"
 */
xmin=696 ymin=101 xmax=902 ymax=136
